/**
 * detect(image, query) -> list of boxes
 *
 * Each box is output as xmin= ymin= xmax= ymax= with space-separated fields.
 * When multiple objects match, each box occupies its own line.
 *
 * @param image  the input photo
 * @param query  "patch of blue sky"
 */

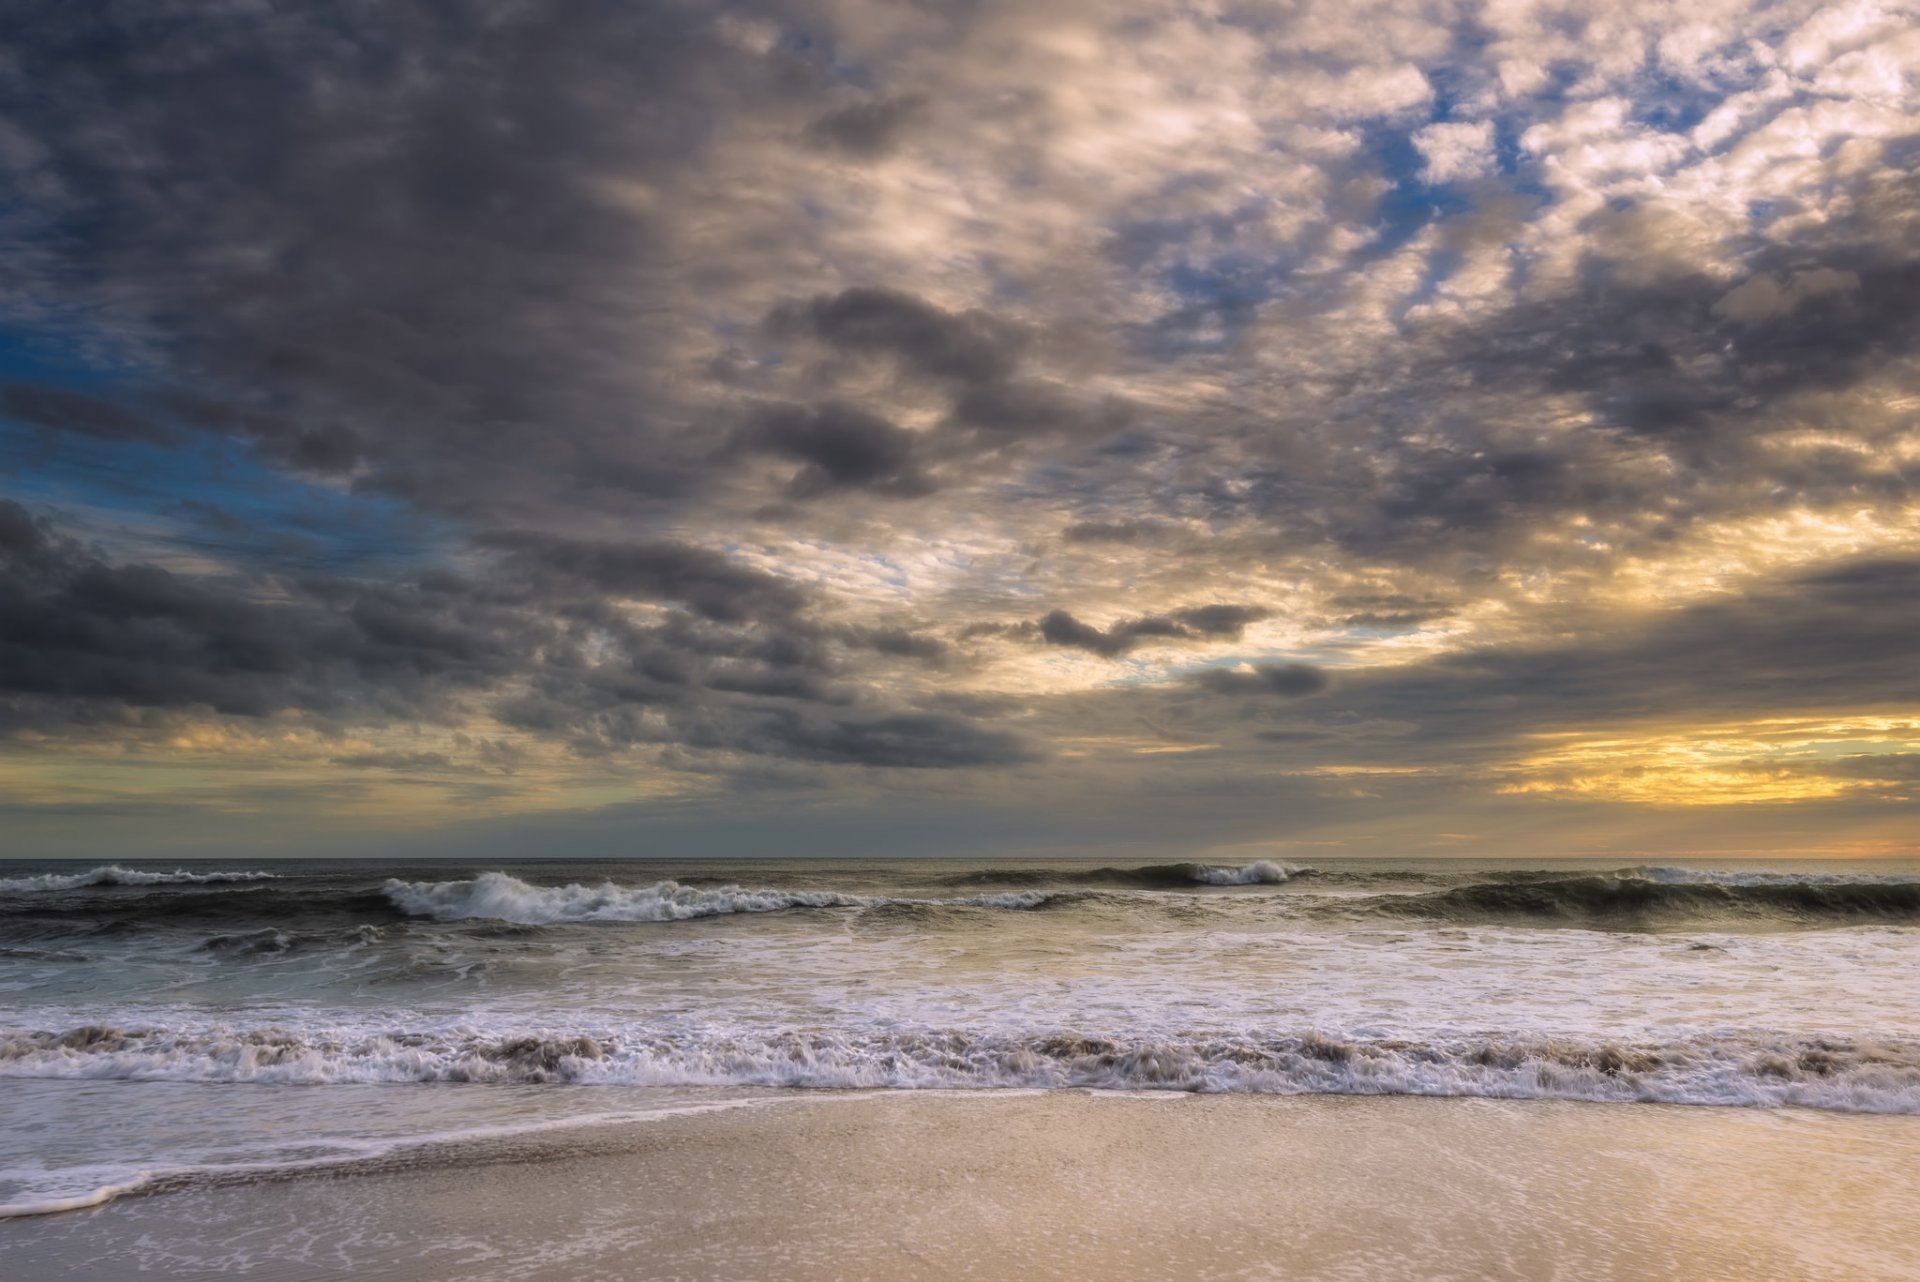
xmin=0 ymin=323 xmax=150 ymax=388
xmin=1126 ymin=240 xmax=1303 ymax=357
xmin=1362 ymin=125 xmax=1476 ymax=257
xmin=1 ymin=419 xmax=446 ymax=577
xmin=1116 ymin=105 xmax=1556 ymax=357
xmin=2 ymin=321 xmax=448 ymax=575
xmin=1627 ymin=71 xmax=1719 ymax=136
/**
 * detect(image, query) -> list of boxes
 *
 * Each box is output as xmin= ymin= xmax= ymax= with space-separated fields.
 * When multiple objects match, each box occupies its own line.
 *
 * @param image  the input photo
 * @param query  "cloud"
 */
xmin=765 ymin=287 xmax=1027 ymax=386
xmin=1412 ymin=120 xmax=1497 ymax=183
xmin=0 ymin=500 xmax=519 ymax=722
xmin=1036 ymin=605 xmax=1270 ymax=657
xmin=1713 ymin=268 xmax=1862 ymax=323
xmin=1190 ymin=664 xmax=1330 ymax=697
xmin=754 ymin=710 xmax=1034 ymax=769
xmin=2 ymin=0 xmax=1918 ymax=850
xmin=1 ymin=385 xmax=170 ymax=443
xmin=732 ymin=401 xmax=935 ymax=497
xmin=478 ymin=532 xmax=809 ymax=624
xmin=804 ymin=95 xmax=927 ymax=159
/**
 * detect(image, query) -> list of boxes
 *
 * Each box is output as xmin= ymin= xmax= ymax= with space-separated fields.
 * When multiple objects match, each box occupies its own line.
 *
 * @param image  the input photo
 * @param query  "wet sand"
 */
xmin=4 ymin=1092 xmax=1919 ymax=1281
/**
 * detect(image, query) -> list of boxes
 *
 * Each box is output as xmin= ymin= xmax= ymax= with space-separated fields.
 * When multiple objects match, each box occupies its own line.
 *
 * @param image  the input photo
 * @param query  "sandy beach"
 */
xmin=6 ymin=1091 xmax=1919 ymax=1281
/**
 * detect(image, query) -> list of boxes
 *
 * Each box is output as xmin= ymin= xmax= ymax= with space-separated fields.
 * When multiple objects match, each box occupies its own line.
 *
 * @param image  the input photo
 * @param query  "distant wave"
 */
xmin=5 ymin=1022 xmax=1915 ymax=1114
xmin=384 ymin=872 xmax=1067 ymax=924
xmin=0 ymin=866 xmax=279 ymax=893
xmin=1361 ymin=870 xmax=1920 ymax=928
xmin=940 ymin=860 xmax=1308 ymax=890
xmin=1636 ymin=865 xmax=1920 ymax=888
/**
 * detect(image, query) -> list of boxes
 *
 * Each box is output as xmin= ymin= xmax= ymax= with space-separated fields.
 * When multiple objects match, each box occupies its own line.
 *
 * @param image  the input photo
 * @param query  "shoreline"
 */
xmin=5 ymin=1090 xmax=1919 ymax=1281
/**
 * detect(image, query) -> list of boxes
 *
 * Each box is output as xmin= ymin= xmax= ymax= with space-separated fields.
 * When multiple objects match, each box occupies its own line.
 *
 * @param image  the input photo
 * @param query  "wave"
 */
xmin=1636 ymin=865 xmax=1920 ymax=888
xmin=0 ymin=866 xmax=279 ymax=893
xmin=1190 ymin=860 xmax=1297 ymax=885
xmin=1359 ymin=870 xmax=1920 ymax=928
xmin=4 ymin=1022 xmax=1915 ymax=1114
xmin=383 ymin=872 xmax=1067 ymax=924
xmin=939 ymin=861 xmax=1308 ymax=890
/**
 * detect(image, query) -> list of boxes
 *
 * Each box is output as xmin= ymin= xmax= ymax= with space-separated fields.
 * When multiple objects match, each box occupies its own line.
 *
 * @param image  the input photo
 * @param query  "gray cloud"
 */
xmin=1190 ymin=664 xmax=1330 ymax=697
xmin=732 ymin=402 xmax=936 ymax=497
xmin=803 ymin=95 xmax=927 ymax=159
xmin=1036 ymin=605 xmax=1271 ymax=657
xmin=478 ymin=531 xmax=808 ymax=624
xmin=765 ymin=287 xmax=1027 ymax=386
xmin=0 ymin=500 xmax=520 ymax=723
xmin=0 ymin=499 xmax=1021 ymax=771
xmin=1 ymin=384 xmax=169 ymax=443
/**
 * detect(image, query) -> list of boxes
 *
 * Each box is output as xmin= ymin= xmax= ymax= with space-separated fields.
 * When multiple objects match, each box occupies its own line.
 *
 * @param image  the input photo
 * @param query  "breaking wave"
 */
xmin=0 ymin=866 xmax=279 ymax=893
xmin=383 ymin=872 xmax=1066 ymax=924
xmin=4 ymin=1022 xmax=1916 ymax=1114
xmin=1190 ymin=860 xmax=1297 ymax=885
xmin=1362 ymin=870 xmax=1920 ymax=928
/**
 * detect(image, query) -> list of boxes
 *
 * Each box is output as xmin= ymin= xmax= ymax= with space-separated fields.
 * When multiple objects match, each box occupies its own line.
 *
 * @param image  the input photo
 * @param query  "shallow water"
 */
xmin=3 ymin=855 xmax=1919 ymax=1218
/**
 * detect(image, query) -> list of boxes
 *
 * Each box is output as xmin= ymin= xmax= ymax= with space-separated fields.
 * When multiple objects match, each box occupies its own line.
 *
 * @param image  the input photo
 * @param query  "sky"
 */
xmin=1 ymin=0 xmax=1917 ymax=861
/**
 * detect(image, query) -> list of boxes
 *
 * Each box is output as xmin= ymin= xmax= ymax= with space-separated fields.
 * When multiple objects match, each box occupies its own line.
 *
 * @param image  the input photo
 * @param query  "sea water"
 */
xmin=3 ymin=856 xmax=1918 ymax=1218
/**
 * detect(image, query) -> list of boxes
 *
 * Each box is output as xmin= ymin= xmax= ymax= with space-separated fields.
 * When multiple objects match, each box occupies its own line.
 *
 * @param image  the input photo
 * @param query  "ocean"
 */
xmin=3 ymin=855 xmax=1919 ymax=1227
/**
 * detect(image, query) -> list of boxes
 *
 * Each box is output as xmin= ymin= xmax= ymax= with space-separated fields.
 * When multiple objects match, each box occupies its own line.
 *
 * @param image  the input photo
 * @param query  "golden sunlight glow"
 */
xmin=1497 ymin=715 xmax=1920 ymax=805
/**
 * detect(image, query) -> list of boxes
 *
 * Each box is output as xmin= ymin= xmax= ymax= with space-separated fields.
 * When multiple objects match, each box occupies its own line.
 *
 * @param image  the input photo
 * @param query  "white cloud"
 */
xmin=1413 ymin=120 xmax=1498 ymax=183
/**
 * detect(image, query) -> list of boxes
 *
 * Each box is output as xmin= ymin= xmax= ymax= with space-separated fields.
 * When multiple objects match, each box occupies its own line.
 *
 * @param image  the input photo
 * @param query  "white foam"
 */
xmin=382 ymin=872 xmax=1059 ymax=923
xmin=1192 ymin=860 xmax=1297 ymax=885
xmin=0 ymin=1172 xmax=157 ymax=1219
xmin=4 ymin=1021 xmax=1915 ymax=1114
xmin=0 ymin=866 xmax=278 ymax=892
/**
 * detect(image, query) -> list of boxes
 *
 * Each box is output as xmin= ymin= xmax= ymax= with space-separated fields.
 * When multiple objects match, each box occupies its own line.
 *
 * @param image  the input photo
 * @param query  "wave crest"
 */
xmin=1190 ymin=860 xmax=1297 ymax=885
xmin=0 ymin=866 xmax=279 ymax=893
xmin=383 ymin=872 xmax=1066 ymax=924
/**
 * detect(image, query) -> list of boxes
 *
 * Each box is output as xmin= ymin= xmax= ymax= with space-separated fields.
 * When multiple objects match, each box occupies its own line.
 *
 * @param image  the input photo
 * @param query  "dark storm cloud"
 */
xmin=0 ymin=0 xmax=803 ymax=519
xmin=0 ymin=500 xmax=520 ymax=722
xmin=732 ymin=402 xmax=936 ymax=497
xmin=1036 ymin=605 xmax=1270 ymax=657
xmin=0 ymin=500 xmax=1020 ymax=767
xmin=479 ymin=531 xmax=809 ymax=624
xmin=765 ymin=287 xmax=1027 ymax=386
